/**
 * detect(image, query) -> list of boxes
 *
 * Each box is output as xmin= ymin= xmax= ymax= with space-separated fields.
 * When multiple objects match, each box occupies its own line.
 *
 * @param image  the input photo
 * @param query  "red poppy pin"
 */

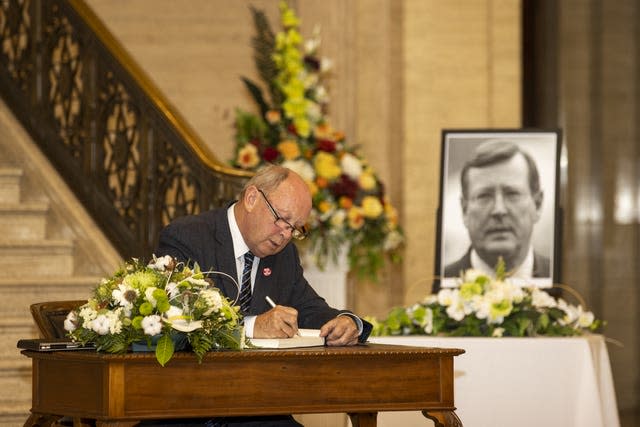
xmin=262 ymin=267 xmax=272 ymax=276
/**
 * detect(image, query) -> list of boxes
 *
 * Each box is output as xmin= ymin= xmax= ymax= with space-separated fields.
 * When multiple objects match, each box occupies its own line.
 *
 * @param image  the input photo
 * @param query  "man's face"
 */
xmin=461 ymin=154 xmax=543 ymax=267
xmin=244 ymin=177 xmax=311 ymax=259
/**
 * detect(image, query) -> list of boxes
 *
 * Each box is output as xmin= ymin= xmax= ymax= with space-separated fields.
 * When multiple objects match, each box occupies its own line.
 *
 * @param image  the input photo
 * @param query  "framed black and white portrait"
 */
xmin=434 ymin=129 xmax=562 ymax=289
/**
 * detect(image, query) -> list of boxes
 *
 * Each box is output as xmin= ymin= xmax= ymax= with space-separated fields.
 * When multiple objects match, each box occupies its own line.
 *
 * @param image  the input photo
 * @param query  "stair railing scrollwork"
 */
xmin=0 ymin=0 xmax=252 ymax=259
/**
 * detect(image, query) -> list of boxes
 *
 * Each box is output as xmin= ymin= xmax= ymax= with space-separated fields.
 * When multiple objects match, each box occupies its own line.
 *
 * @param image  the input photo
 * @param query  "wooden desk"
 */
xmin=22 ymin=344 xmax=464 ymax=427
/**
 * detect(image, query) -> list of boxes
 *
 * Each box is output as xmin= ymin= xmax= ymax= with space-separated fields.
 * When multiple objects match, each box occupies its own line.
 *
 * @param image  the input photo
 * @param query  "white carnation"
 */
xmin=340 ymin=153 xmax=363 ymax=180
xmin=282 ymin=159 xmax=315 ymax=182
xmin=141 ymin=315 xmax=163 ymax=336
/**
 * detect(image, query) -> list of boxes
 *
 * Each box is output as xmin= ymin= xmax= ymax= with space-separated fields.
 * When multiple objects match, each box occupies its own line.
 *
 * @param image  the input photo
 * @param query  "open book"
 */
xmin=248 ymin=329 xmax=325 ymax=349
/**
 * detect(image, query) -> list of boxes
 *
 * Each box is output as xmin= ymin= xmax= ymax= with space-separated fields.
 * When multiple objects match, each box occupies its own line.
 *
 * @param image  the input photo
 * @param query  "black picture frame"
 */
xmin=433 ymin=129 xmax=562 ymax=290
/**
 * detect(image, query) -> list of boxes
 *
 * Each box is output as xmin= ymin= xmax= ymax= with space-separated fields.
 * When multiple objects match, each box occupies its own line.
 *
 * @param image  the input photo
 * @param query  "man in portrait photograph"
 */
xmin=443 ymin=138 xmax=553 ymax=282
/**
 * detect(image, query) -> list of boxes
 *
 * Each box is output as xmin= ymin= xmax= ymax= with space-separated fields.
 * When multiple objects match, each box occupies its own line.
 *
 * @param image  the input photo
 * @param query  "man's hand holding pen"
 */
xmin=253 ymin=296 xmax=300 ymax=338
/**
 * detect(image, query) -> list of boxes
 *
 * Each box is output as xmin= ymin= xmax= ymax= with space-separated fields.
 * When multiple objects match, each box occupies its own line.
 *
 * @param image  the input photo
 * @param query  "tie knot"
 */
xmin=244 ymin=251 xmax=254 ymax=263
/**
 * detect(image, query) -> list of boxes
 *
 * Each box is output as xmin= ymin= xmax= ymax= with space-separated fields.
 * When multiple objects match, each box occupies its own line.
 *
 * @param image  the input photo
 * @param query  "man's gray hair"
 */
xmin=239 ymin=164 xmax=290 ymax=198
xmin=459 ymin=140 xmax=541 ymax=198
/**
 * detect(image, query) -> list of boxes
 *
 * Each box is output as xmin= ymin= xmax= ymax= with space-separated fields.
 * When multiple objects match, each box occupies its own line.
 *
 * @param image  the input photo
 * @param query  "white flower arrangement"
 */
xmin=368 ymin=261 xmax=604 ymax=338
xmin=64 ymin=255 xmax=244 ymax=366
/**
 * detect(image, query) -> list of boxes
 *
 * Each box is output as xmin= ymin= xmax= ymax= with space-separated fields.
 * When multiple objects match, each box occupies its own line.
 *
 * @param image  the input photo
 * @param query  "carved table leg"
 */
xmin=24 ymin=413 xmax=64 ymax=427
xmin=423 ymin=409 xmax=463 ymax=427
xmin=348 ymin=412 xmax=378 ymax=427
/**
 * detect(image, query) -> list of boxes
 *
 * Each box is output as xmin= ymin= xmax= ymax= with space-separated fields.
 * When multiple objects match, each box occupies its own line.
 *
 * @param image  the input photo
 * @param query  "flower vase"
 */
xmin=131 ymin=332 xmax=188 ymax=353
xmin=301 ymin=244 xmax=350 ymax=310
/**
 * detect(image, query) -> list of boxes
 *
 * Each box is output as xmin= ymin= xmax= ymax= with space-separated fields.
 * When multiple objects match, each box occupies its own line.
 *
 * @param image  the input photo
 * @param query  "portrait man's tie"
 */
xmin=238 ymin=251 xmax=254 ymax=314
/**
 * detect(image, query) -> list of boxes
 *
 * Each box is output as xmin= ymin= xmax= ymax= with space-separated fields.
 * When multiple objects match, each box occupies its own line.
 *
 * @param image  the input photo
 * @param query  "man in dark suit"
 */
xmin=444 ymin=140 xmax=551 ymax=280
xmin=154 ymin=164 xmax=370 ymax=427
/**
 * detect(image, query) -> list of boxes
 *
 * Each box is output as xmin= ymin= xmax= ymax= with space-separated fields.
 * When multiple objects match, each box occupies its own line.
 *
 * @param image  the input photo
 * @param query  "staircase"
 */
xmin=0 ymin=101 xmax=121 ymax=426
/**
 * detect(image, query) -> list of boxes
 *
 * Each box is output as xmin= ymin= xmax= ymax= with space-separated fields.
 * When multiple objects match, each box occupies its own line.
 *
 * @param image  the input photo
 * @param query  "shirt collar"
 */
xmin=470 ymin=246 xmax=534 ymax=278
xmin=227 ymin=203 xmax=249 ymax=260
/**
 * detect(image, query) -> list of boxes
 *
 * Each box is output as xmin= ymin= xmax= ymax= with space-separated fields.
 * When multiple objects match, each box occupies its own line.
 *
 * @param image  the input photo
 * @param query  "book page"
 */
xmin=248 ymin=329 xmax=325 ymax=348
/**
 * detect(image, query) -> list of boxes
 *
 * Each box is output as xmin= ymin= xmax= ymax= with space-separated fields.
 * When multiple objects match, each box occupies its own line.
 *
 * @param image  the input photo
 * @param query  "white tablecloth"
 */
xmin=369 ymin=335 xmax=620 ymax=427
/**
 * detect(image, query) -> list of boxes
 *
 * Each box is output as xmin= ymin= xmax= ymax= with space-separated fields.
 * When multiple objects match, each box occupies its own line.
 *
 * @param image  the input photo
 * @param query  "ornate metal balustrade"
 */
xmin=0 ymin=0 xmax=251 ymax=258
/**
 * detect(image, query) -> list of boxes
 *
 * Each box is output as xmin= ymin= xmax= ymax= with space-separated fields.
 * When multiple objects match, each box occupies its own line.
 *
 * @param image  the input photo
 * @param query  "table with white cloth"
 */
xmin=369 ymin=334 xmax=619 ymax=427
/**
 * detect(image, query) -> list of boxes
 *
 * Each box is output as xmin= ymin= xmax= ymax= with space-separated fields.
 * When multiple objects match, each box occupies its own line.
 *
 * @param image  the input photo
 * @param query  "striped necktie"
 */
xmin=238 ymin=251 xmax=255 ymax=314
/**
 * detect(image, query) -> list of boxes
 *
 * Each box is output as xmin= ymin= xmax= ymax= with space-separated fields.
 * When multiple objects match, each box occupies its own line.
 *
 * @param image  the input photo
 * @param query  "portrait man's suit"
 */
xmin=443 ymin=248 xmax=550 ymax=278
xmin=157 ymin=206 xmax=349 ymax=329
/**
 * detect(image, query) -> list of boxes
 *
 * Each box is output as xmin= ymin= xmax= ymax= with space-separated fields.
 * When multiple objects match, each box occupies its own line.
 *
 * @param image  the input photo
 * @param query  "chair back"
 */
xmin=30 ymin=300 xmax=86 ymax=339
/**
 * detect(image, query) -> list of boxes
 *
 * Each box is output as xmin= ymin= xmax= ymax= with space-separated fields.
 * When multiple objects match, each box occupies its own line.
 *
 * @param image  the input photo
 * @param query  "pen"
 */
xmin=265 ymin=295 xmax=300 ymax=336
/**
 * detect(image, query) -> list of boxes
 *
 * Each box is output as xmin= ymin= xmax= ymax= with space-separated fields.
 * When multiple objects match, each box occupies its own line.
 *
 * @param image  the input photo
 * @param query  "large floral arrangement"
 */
xmin=64 ymin=255 xmax=244 ymax=366
xmin=368 ymin=262 xmax=604 ymax=337
xmin=231 ymin=1 xmax=403 ymax=279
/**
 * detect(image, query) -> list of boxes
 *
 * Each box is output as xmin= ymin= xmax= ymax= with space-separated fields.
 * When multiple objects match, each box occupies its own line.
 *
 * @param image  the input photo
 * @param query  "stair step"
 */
xmin=0 ymin=364 xmax=31 ymax=422
xmin=2 ymin=319 xmax=40 ymax=362
xmin=0 ymin=240 xmax=75 ymax=276
xmin=0 ymin=202 xmax=49 ymax=239
xmin=0 ymin=276 xmax=98 ymax=319
xmin=0 ymin=167 xmax=23 ymax=203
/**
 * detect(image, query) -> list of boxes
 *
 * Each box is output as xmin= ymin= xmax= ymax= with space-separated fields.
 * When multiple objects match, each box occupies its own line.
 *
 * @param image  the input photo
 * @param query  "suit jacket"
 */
xmin=156 ymin=207 xmax=369 ymax=336
xmin=443 ymin=248 xmax=551 ymax=278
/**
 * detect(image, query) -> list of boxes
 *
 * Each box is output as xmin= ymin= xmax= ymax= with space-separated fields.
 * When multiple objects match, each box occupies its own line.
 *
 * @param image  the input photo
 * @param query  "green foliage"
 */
xmin=248 ymin=5 xmax=280 ymax=105
xmin=155 ymin=334 xmax=175 ymax=367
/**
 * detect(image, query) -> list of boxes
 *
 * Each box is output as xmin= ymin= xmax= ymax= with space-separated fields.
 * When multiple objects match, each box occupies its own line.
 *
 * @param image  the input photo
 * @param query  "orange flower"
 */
xmin=277 ymin=140 xmax=301 ymax=160
xmin=316 ymin=176 xmax=328 ymax=188
xmin=339 ymin=196 xmax=353 ymax=209
xmin=265 ymin=109 xmax=281 ymax=124
xmin=347 ymin=207 xmax=365 ymax=230
xmin=333 ymin=130 xmax=345 ymax=142
xmin=314 ymin=122 xmax=333 ymax=139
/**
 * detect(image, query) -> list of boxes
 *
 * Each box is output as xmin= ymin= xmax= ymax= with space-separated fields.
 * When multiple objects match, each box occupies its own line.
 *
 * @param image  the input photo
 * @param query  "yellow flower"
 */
xmin=347 ymin=206 xmax=365 ymax=230
xmin=361 ymin=196 xmax=384 ymax=219
xmin=307 ymin=180 xmax=318 ymax=197
xmin=294 ymin=117 xmax=310 ymax=138
xmin=236 ymin=144 xmax=260 ymax=169
xmin=384 ymin=201 xmax=399 ymax=226
xmin=359 ymin=171 xmax=377 ymax=190
xmin=314 ymin=151 xmax=341 ymax=180
xmin=279 ymin=0 xmax=300 ymax=28
xmin=277 ymin=140 xmax=301 ymax=160
xmin=318 ymin=200 xmax=333 ymax=214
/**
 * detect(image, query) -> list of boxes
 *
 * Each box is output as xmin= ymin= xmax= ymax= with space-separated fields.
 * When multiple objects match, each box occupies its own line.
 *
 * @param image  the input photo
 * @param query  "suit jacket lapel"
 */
xmin=251 ymin=256 xmax=276 ymax=313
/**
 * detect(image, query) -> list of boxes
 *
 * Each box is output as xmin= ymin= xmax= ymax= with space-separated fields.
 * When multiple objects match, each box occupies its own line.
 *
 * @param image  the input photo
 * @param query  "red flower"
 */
xmin=304 ymin=55 xmax=321 ymax=71
xmin=317 ymin=139 xmax=337 ymax=152
xmin=287 ymin=124 xmax=298 ymax=136
xmin=262 ymin=146 xmax=279 ymax=162
xmin=331 ymin=175 xmax=359 ymax=199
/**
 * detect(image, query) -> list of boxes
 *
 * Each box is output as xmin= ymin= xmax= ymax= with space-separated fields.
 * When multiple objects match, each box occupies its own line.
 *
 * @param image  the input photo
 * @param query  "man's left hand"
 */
xmin=319 ymin=316 xmax=359 ymax=346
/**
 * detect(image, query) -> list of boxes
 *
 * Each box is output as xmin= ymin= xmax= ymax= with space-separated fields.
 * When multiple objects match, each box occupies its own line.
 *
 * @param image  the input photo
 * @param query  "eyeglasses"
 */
xmin=257 ymin=189 xmax=308 ymax=240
